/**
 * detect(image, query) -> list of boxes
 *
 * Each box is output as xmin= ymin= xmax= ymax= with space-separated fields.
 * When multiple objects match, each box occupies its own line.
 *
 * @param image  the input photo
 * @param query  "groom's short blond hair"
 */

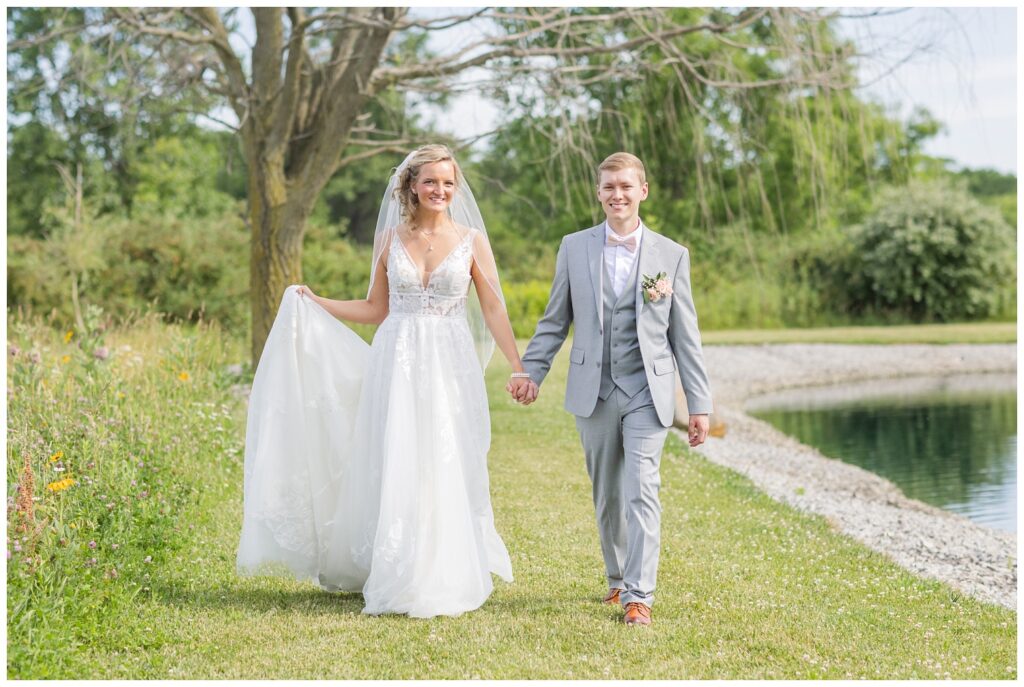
xmin=597 ymin=152 xmax=647 ymax=185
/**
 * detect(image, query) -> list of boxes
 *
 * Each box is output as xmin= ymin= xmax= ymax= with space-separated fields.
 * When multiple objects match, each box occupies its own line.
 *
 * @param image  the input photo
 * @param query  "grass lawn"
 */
xmin=702 ymin=321 xmax=1016 ymax=345
xmin=7 ymin=319 xmax=1017 ymax=679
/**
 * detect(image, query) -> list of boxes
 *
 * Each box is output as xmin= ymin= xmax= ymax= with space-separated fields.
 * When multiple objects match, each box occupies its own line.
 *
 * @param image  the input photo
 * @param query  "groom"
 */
xmin=508 ymin=152 xmax=713 ymax=626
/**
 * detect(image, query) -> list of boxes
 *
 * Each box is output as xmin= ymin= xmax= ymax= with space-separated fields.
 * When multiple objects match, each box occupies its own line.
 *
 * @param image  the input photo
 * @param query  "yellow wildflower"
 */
xmin=49 ymin=450 xmax=64 ymax=463
xmin=46 ymin=477 xmax=75 ymax=492
xmin=177 ymin=371 xmax=190 ymax=382
xmin=64 ymin=330 xmax=74 ymax=343
xmin=60 ymin=355 xmax=71 ymax=365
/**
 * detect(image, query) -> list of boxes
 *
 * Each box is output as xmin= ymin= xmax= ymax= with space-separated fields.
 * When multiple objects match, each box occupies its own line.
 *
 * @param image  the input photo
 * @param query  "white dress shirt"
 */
xmin=603 ymin=220 xmax=643 ymax=298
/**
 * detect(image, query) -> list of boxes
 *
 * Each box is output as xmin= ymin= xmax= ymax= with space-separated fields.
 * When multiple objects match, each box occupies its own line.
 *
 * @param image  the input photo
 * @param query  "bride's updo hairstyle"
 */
xmin=395 ymin=144 xmax=466 ymax=223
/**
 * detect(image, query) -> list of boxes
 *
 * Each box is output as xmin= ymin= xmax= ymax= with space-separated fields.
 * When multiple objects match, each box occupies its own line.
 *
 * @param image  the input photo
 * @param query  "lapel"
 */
xmin=586 ymin=224 xmax=606 ymax=332
xmin=635 ymin=223 xmax=657 ymax=316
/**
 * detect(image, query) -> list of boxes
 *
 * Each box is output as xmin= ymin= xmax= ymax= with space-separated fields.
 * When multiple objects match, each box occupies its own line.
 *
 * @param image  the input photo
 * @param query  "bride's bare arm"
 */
xmin=472 ymin=269 xmax=525 ymax=376
xmin=469 ymin=232 xmax=526 ymax=375
xmin=299 ymin=253 xmax=390 ymax=325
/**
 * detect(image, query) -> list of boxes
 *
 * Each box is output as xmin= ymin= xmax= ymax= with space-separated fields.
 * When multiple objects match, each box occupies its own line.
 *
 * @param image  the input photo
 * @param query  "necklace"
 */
xmin=412 ymin=223 xmax=442 ymax=252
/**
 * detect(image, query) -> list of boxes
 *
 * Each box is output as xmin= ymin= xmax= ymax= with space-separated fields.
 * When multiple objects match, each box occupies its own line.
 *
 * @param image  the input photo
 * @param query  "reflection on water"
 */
xmin=749 ymin=374 xmax=1017 ymax=532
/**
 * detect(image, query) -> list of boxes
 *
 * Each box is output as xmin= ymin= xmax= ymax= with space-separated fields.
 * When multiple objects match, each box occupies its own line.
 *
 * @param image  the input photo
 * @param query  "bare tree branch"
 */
xmin=291 ymin=6 xmax=404 ymax=204
xmin=395 ymin=8 xmax=492 ymax=31
xmin=371 ymin=8 xmax=767 ymax=90
xmin=248 ymin=7 xmax=286 ymax=164
xmin=337 ymin=141 xmax=416 ymax=168
xmin=632 ymin=11 xmax=852 ymax=92
xmin=8 ymin=15 xmax=105 ymax=50
xmin=266 ymin=7 xmax=307 ymax=154
xmin=185 ymin=8 xmax=251 ymax=124
xmin=109 ymin=8 xmax=214 ymax=47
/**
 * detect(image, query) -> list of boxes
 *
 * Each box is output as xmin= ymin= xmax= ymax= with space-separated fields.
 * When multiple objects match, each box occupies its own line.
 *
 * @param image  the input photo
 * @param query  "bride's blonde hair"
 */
xmin=395 ymin=144 xmax=465 ymax=223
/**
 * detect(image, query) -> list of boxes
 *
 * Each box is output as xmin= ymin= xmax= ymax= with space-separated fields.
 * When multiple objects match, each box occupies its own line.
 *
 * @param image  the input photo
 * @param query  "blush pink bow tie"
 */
xmin=607 ymin=234 xmax=637 ymax=252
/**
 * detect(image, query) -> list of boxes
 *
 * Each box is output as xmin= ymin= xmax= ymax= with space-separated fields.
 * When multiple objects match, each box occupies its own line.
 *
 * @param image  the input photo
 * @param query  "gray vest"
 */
xmin=599 ymin=253 xmax=647 ymax=400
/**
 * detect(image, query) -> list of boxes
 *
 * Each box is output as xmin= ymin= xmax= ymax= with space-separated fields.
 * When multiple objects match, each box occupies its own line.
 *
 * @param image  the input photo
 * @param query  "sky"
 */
xmin=430 ymin=6 xmax=1017 ymax=175
xmin=835 ymin=6 xmax=1017 ymax=174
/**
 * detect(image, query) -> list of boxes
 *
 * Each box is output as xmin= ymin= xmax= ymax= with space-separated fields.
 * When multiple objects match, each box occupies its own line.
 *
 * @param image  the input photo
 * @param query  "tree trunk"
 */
xmin=247 ymin=154 xmax=310 ymax=364
xmin=236 ymin=7 xmax=400 ymax=363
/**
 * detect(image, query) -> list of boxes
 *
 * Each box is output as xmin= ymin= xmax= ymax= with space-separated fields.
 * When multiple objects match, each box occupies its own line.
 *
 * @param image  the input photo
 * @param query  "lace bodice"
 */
xmin=387 ymin=230 xmax=475 ymax=317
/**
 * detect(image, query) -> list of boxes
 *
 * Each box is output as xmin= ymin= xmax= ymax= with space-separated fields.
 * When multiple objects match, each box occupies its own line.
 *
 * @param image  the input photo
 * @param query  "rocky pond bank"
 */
xmin=673 ymin=343 xmax=1017 ymax=609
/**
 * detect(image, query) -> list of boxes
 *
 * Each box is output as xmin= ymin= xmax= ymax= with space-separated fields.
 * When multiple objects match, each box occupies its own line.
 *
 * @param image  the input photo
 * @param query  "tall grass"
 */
xmin=6 ymin=310 xmax=248 ymax=676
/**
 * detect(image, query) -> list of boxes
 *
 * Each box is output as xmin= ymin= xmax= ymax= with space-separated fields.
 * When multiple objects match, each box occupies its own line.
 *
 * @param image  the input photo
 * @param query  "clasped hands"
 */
xmin=506 ymin=375 xmax=538 ymax=405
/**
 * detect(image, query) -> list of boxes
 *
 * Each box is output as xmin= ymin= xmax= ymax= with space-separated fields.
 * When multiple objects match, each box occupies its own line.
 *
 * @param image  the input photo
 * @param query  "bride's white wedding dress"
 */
xmin=237 ymin=228 xmax=513 ymax=618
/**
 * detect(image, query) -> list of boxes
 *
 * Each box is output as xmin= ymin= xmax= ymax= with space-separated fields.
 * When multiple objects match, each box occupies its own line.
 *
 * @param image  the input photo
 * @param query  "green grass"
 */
xmin=702 ymin=321 xmax=1016 ymax=345
xmin=7 ymin=318 xmax=1017 ymax=679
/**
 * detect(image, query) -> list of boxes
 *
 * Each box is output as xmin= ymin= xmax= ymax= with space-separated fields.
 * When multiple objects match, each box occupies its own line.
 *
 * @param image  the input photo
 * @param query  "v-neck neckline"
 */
xmin=394 ymin=230 xmax=472 ymax=290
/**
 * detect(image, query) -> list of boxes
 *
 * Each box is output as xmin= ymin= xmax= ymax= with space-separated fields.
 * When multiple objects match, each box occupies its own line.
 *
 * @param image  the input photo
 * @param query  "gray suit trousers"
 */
xmin=575 ymin=385 xmax=667 ymax=607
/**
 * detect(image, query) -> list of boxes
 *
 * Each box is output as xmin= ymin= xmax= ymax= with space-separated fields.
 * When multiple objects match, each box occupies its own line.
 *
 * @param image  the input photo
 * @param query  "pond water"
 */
xmin=747 ymin=373 xmax=1017 ymax=532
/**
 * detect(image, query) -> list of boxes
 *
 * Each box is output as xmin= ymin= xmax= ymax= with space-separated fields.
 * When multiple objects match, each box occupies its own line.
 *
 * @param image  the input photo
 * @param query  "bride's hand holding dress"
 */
xmin=294 ymin=255 xmax=391 ymax=325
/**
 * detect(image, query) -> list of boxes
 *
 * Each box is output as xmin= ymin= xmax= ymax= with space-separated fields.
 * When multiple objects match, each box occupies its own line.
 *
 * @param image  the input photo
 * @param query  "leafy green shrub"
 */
xmin=131 ymin=136 xmax=241 ymax=219
xmin=778 ymin=229 xmax=862 ymax=327
xmin=301 ymin=221 xmax=375 ymax=301
xmin=8 ymin=206 xmax=251 ymax=329
xmin=688 ymin=225 xmax=792 ymax=330
xmin=296 ymin=222 xmax=378 ymax=342
xmin=502 ymin=280 xmax=553 ymax=338
xmin=486 ymin=226 xmax=558 ymax=285
xmin=691 ymin=270 xmax=787 ymax=330
xmin=8 ymin=205 xmax=383 ymax=335
xmin=844 ymin=180 xmax=1016 ymax=322
xmin=105 ymin=209 xmax=251 ymax=327
xmin=989 ymin=193 xmax=1016 ymax=230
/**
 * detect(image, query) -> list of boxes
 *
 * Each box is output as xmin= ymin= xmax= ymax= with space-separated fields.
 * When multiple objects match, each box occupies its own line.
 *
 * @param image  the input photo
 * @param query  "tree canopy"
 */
xmin=7 ymin=7 xmax=1015 ymax=345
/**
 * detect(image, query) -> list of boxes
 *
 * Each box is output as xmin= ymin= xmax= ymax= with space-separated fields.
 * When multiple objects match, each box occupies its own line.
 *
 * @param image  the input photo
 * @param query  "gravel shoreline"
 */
xmin=673 ymin=343 xmax=1017 ymax=610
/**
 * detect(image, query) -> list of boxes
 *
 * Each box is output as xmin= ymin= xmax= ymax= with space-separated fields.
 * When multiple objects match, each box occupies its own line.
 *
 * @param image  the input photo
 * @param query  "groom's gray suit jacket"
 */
xmin=522 ymin=223 xmax=713 ymax=427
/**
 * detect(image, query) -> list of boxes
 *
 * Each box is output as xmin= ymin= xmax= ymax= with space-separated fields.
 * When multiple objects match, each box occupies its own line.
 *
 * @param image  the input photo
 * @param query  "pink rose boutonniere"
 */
xmin=641 ymin=272 xmax=673 ymax=304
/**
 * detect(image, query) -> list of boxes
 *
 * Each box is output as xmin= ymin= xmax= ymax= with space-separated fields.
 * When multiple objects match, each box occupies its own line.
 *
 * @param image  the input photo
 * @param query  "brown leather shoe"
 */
xmin=602 ymin=588 xmax=623 ymax=605
xmin=624 ymin=602 xmax=652 ymax=626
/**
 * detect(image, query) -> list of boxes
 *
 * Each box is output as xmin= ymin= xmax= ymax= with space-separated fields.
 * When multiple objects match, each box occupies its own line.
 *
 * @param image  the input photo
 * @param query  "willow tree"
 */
xmin=476 ymin=7 xmax=933 ymax=244
xmin=12 ymin=7 xmax=872 ymax=362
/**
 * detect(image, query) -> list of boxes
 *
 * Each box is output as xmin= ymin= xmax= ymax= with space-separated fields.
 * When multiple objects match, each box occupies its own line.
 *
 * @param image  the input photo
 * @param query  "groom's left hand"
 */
xmin=688 ymin=414 xmax=710 ymax=447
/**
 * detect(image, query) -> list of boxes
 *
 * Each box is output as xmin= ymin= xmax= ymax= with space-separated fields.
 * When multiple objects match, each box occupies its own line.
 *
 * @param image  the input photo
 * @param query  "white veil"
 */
xmin=368 ymin=149 xmax=506 ymax=368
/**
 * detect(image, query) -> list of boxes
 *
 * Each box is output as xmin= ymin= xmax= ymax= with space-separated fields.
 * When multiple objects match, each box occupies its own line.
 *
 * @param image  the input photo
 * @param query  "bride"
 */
xmin=237 ymin=144 xmax=530 ymax=618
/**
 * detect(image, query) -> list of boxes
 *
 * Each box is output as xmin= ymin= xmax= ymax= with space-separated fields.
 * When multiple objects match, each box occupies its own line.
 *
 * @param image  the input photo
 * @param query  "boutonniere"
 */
xmin=641 ymin=272 xmax=673 ymax=303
